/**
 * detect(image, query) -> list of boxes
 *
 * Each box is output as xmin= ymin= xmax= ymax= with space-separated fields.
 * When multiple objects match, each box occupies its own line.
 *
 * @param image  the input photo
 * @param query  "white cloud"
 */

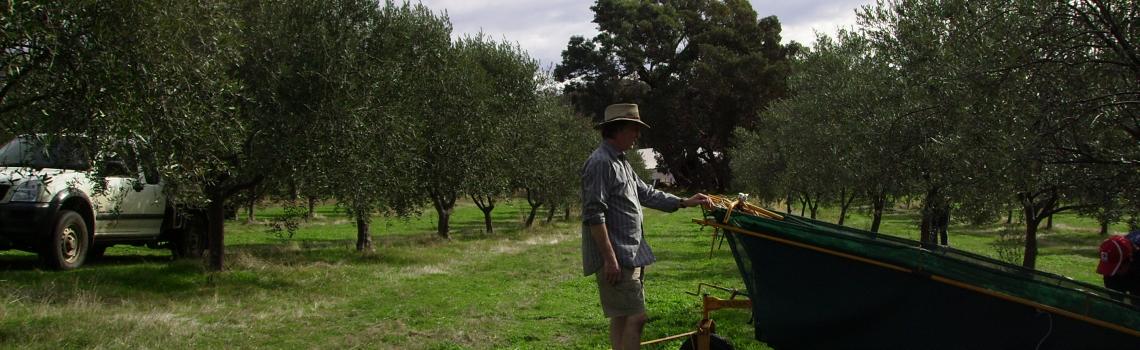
xmin=417 ymin=0 xmax=598 ymax=68
xmin=749 ymin=0 xmax=874 ymax=46
xmin=415 ymin=0 xmax=877 ymax=66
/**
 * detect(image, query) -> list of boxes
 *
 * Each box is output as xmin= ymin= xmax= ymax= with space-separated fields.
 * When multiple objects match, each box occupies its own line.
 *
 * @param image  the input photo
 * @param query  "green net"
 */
xmin=707 ymin=207 xmax=1140 ymax=348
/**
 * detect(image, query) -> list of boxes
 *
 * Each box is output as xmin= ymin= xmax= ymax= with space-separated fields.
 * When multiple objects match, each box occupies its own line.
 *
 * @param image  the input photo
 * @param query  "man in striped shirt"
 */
xmin=581 ymin=103 xmax=709 ymax=350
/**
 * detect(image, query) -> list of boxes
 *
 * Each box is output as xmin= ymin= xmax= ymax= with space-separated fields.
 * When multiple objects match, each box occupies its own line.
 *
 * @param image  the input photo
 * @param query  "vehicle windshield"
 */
xmin=0 ymin=135 xmax=91 ymax=170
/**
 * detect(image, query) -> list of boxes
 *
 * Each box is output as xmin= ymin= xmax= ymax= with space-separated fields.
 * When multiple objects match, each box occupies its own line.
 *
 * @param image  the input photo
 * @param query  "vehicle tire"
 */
xmin=679 ymin=333 xmax=734 ymax=350
xmin=171 ymin=214 xmax=206 ymax=259
xmin=40 ymin=210 xmax=89 ymax=270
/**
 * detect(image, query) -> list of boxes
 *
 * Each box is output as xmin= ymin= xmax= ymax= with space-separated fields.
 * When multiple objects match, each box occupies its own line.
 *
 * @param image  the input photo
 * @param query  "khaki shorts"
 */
xmin=595 ymin=266 xmax=645 ymax=318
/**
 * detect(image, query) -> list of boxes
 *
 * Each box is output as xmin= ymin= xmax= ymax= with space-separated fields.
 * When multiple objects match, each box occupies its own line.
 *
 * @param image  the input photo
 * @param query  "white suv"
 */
xmin=0 ymin=135 xmax=205 ymax=269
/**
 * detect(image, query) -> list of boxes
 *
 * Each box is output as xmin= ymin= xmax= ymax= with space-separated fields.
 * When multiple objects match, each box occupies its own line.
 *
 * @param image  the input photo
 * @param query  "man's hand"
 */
xmin=682 ymin=193 xmax=711 ymax=208
xmin=602 ymin=260 xmax=622 ymax=285
xmin=589 ymin=223 xmax=623 ymax=285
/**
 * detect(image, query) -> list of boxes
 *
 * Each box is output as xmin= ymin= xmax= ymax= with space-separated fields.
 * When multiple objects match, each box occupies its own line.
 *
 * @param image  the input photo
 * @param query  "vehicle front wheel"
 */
xmin=40 ymin=210 xmax=89 ymax=270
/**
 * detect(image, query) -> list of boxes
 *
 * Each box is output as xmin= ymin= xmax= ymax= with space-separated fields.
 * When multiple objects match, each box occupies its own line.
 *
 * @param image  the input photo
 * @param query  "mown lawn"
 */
xmin=0 ymin=199 xmax=1123 ymax=349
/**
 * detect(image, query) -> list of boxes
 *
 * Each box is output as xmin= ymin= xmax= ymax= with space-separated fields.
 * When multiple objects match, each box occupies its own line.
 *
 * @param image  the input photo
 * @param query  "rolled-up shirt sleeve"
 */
xmin=581 ymin=160 xmax=610 ymax=226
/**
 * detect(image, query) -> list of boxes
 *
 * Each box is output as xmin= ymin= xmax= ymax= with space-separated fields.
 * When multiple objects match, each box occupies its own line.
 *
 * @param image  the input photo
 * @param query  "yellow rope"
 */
xmin=702 ymin=194 xmax=784 ymax=221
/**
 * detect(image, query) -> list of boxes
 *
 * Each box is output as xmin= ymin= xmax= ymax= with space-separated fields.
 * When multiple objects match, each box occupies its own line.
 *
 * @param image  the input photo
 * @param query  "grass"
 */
xmin=0 ymin=199 xmax=1124 ymax=349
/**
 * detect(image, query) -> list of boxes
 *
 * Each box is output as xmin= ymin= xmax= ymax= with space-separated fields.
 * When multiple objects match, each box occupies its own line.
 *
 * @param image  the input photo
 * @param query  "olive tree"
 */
xmin=307 ymin=2 xmax=448 ymax=251
xmin=514 ymin=95 xmax=597 ymax=228
xmin=413 ymin=33 xmax=541 ymax=238
xmin=459 ymin=36 xmax=540 ymax=235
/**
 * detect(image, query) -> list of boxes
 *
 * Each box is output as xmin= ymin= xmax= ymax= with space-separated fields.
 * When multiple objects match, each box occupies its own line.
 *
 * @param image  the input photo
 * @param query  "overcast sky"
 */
xmin=415 ymin=0 xmax=877 ymax=69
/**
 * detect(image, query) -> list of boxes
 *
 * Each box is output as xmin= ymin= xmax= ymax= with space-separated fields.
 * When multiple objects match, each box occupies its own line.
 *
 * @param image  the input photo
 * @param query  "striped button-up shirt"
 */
xmin=581 ymin=142 xmax=682 ymax=276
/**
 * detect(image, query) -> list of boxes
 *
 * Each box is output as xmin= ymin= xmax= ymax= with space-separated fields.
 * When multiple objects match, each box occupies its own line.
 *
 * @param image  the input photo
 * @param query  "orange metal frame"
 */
xmin=638 ymin=284 xmax=752 ymax=350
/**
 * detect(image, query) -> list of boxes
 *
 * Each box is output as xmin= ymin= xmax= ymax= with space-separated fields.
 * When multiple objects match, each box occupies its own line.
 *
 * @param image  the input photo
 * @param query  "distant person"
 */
xmin=1097 ymin=232 xmax=1140 ymax=295
xmin=934 ymin=206 xmax=950 ymax=246
xmin=581 ymin=103 xmax=709 ymax=350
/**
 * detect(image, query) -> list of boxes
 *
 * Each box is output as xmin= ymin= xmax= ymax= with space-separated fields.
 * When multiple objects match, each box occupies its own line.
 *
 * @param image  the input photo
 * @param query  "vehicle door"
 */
xmin=91 ymin=143 xmax=164 ymax=237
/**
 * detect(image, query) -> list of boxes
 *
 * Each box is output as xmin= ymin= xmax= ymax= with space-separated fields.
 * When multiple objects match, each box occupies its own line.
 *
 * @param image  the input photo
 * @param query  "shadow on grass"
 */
xmin=0 ymin=254 xmax=41 ymax=270
xmin=1036 ymin=232 xmax=1104 ymax=259
xmin=0 ymin=257 xmax=213 ymax=299
xmin=0 ymin=241 xmax=393 ymax=301
xmin=224 ymin=236 xmax=452 ymax=267
xmin=0 ymin=253 xmax=176 ymax=271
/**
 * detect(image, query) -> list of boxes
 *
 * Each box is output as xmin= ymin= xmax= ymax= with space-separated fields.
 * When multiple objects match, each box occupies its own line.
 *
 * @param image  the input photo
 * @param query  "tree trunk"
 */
xmin=803 ymin=192 xmax=819 ymax=219
xmin=480 ymin=209 xmax=492 ymax=234
xmin=307 ymin=197 xmax=317 ymax=220
xmin=201 ymin=177 xmax=261 ymax=272
xmin=524 ymin=188 xmax=542 ymax=228
xmin=1046 ymin=213 xmax=1053 ymax=230
xmin=544 ymin=204 xmax=557 ymax=224
xmin=564 ymin=206 xmax=571 ymax=221
xmin=870 ymin=191 xmax=885 ymax=233
xmin=938 ymin=208 xmax=950 ymax=246
xmin=919 ymin=186 xmax=941 ymax=247
xmin=1022 ymin=209 xmax=1042 ymax=269
xmin=355 ymin=217 xmax=372 ymax=252
xmin=471 ymin=195 xmax=495 ymax=234
xmin=1099 ymin=219 xmax=1110 ymax=236
xmin=431 ymin=191 xmax=455 ymax=239
xmin=525 ymin=205 xmax=540 ymax=227
xmin=1018 ymin=190 xmax=1060 ymax=269
xmin=920 ymin=212 xmax=934 ymax=247
xmin=799 ymin=194 xmax=807 ymax=216
xmin=245 ymin=195 xmax=255 ymax=224
xmin=809 ymin=199 xmax=819 ymax=219
xmin=1006 ymin=209 xmax=1013 ymax=224
xmin=207 ymin=197 xmax=227 ymax=272
xmin=436 ymin=208 xmax=452 ymax=239
xmin=837 ymin=189 xmax=856 ymax=226
xmin=785 ymin=194 xmax=793 ymax=214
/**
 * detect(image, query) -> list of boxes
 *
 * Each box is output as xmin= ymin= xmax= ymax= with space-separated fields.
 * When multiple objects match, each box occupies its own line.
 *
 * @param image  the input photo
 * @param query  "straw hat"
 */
xmin=596 ymin=103 xmax=651 ymax=129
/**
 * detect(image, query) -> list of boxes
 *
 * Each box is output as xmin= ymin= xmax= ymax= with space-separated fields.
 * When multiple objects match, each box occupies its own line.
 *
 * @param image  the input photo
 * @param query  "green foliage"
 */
xmin=555 ymin=0 xmax=794 ymax=191
xmin=266 ymin=200 xmax=308 ymax=240
xmin=731 ymin=0 xmax=1138 ymax=268
xmin=0 ymin=0 xmax=552 ymax=265
xmin=411 ymin=31 xmax=543 ymax=236
xmin=297 ymin=1 xmax=449 ymax=248
xmin=454 ymin=33 xmax=540 ymax=227
xmin=625 ymin=148 xmax=656 ymax=186
xmin=513 ymin=93 xmax=597 ymax=225
xmin=992 ymin=225 xmax=1026 ymax=265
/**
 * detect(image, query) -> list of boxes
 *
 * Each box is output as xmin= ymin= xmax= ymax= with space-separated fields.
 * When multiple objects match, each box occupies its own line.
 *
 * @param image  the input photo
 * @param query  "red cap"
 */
xmin=1097 ymin=235 xmax=1133 ymax=276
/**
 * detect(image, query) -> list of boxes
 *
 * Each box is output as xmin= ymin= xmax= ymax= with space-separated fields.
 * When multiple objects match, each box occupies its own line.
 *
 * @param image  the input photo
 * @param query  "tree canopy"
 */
xmin=555 ymin=0 xmax=795 ymax=191
xmin=730 ymin=0 xmax=1139 ymax=268
xmin=1 ymin=0 xmax=590 ymax=270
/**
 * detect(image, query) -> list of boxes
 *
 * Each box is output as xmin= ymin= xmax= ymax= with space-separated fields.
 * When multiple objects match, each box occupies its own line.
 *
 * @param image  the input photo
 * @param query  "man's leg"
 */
xmin=609 ymin=316 xmax=627 ymax=350
xmin=619 ymin=312 xmax=647 ymax=350
xmin=597 ymin=266 xmax=647 ymax=349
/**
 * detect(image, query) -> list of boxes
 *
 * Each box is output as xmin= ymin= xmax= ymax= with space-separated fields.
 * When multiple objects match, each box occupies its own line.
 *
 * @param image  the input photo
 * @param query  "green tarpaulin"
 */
xmin=706 ymin=207 xmax=1140 ymax=349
